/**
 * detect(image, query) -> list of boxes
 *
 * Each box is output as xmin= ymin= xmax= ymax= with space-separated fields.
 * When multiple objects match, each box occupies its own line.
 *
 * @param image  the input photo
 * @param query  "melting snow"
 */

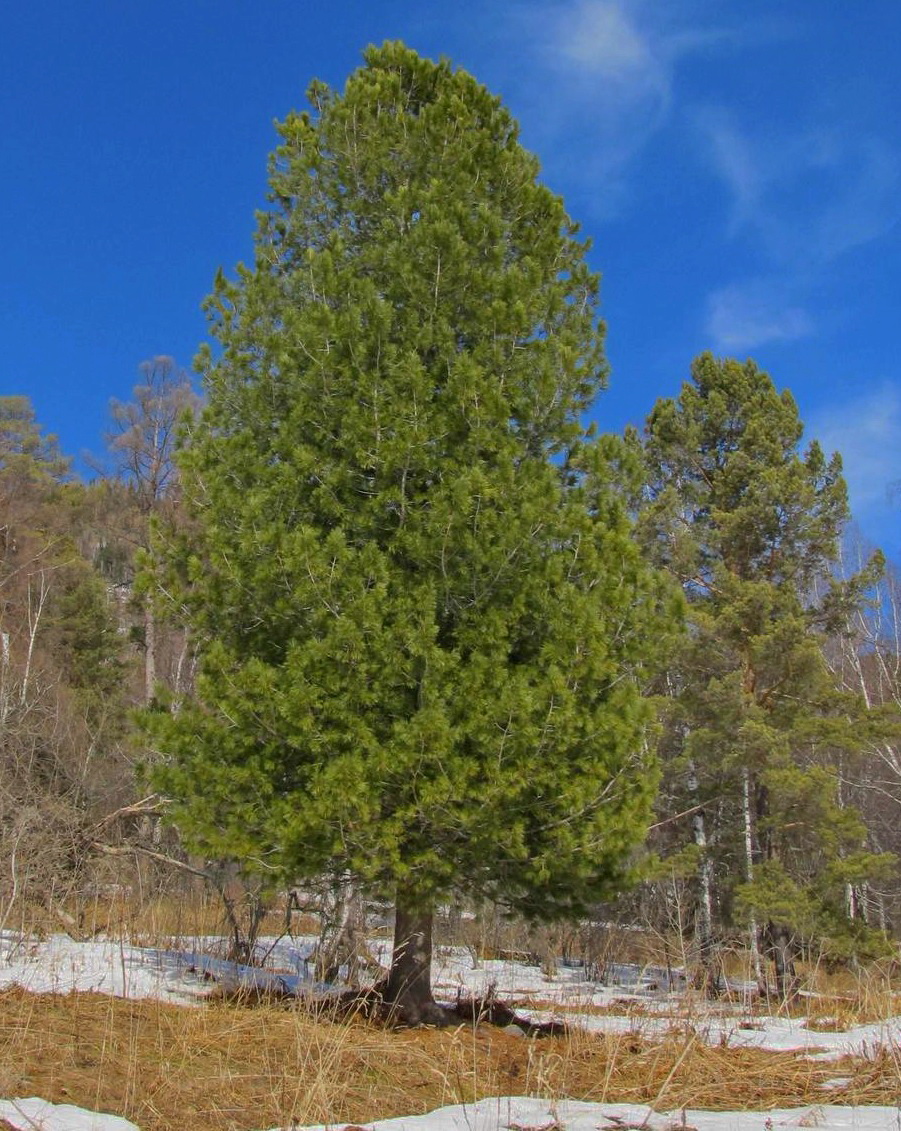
xmin=3 ymin=932 xmax=901 ymax=1130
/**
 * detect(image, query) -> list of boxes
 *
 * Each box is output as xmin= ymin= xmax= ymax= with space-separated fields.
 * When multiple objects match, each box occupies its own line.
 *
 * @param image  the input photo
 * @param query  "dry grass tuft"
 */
xmin=1 ymin=989 xmax=900 ymax=1131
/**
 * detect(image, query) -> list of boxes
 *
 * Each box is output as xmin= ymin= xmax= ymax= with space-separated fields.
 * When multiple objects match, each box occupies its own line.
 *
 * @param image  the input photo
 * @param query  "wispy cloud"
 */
xmin=807 ymin=383 xmax=901 ymax=552
xmin=507 ymin=1 xmax=733 ymax=212
xmin=554 ymin=1 xmax=661 ymax=78
xmin=549 ymin=0 xmax=727 ymax=96
xmin=698 ymin=111 xmax=900 ymax=267
xmin=707 ymin=278 xmax=813 ymax=352
xmin=698 ymin=110 xmax=900 ymax=349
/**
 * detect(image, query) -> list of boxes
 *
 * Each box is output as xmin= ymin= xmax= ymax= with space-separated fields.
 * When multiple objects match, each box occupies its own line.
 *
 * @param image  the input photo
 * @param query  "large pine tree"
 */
xmin=148 ymin=43 xmax=675 ymax=1021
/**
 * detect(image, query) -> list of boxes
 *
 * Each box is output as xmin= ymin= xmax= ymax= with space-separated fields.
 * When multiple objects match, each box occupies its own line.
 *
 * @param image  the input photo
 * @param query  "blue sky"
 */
xmin=4 ymin=1 xmax=900 ymax=557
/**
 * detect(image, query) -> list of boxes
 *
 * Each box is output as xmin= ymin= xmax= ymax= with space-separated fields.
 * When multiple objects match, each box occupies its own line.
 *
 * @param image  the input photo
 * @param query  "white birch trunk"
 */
xmin=20 ymin=570 xmax=49 ymax=706
xmin=0 ymin=630 xmax=9 ymax=728
xmin=687 ymin=759 xmax=714 ymax=975
xmin=742 ymin=767 xmax=764 ymax=990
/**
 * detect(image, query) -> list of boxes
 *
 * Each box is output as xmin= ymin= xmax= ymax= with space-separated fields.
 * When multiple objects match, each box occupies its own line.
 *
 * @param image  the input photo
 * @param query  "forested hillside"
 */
xmin=0 ymin=364 xmax=198 ymax=937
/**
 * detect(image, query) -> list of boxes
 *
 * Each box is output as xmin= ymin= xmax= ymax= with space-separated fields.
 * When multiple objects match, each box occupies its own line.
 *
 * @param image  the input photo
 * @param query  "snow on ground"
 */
xmin=282 ymin=1097 xmax=901 ymax=1131
xmin=0 ymin=930 xmax=314 ymax=1002
xmin=0 ymin=1096 xmax=139 ymax=1130
xmin=4 ymin=932 xmax=901 ymax=1129
xmin=3 ymin=1096 xmax=901 ymax=1131
xmin=518 ymin=1005 xmax=901 ymax=1061
xmin=0 ymin=930 xmax=218 ymax=1003
xmin=3 ymin=929 xmax=901 ymax=1060
xmin=426 ymin=945 xmax=901 ymax=1061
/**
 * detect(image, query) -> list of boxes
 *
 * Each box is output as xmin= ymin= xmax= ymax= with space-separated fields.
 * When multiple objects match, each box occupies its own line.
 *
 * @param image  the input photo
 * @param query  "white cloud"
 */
xmin=697 ymin=111 xmax=900 ymax=267
xmin=695 ymin=109 xmax=764 ymax=229
xmin=550 ymin=0 xmax=728 ymax=92
xmin=806 ymin=383 xmax=901 ymax=551
xmin=813 ymin=138 xmax=900 ymax=262
xmin=555 ymin=1 xmax=658 ymax=78
xmin=698 ymin=112 xmax=899 ymax=355
xmin=706 ymin=278 xmax=813 ymax=352
xmin=507 ymin=0 xmax=732 ymax=211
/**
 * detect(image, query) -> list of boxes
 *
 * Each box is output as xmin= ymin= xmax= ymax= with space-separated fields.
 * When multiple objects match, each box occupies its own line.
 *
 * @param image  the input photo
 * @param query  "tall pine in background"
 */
xmin=147 ymin=43 xmax=676 ymax=1021
xmin=640 ymin=354 xmax=893 ymax=996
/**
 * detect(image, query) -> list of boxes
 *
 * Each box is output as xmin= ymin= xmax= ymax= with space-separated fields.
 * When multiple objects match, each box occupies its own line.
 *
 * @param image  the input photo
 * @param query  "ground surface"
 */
xmin=1 ymin=931 xmax=900 ymax=1130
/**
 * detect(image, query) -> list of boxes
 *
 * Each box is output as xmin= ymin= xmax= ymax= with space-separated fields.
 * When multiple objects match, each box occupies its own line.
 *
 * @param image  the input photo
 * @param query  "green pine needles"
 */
xmin=641 ymin=354 xmax=894 ymax=993
xmin=146 ymin=43 xmax=676 ymax=1013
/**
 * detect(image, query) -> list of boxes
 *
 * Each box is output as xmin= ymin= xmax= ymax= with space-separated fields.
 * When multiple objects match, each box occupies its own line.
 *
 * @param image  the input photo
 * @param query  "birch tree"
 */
xmin=108 ymin=357 xmax=199 ymax=704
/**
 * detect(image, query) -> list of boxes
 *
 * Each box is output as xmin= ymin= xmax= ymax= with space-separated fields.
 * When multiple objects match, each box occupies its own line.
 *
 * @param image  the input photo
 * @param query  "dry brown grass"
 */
xmin=1 ymin=988 xmax=900 ymax=1131
xmin=123 ymin=896 xmax=300 ymax=946
xmin=6 ymin=890 xmax=315 ymax=948
xmin=503 ymin=997 xmax=658 ymax=1019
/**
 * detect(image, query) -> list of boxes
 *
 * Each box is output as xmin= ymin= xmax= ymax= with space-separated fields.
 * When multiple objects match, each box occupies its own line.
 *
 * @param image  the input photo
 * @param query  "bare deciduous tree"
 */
xmin=108 ymin=358 xmax=200 ymax=704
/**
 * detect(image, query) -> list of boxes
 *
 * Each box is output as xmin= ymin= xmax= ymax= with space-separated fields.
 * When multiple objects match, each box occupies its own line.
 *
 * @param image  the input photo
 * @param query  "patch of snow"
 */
xmin=3 ymin=932 xmax=901 ymax=1065
xmin=0 ymin=1096 xmax=139 ymax=1131
xmin=0 ymin=934 xmax=215 ymax=1003
xmin=4 ymin=1095 xmax=899 ymax=1131
xmin=511 ymin=1006 xmax=901 ymax=1061
xmin=278 ymin=1096 xmax=901 ymax=1131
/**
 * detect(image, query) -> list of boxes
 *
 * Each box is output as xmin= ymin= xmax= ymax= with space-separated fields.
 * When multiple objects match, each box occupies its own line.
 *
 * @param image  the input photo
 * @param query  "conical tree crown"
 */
xmin=151 ymin=44 xmax=674 ymax=917
xmin=644 ymin=353 xmax=847 ymax=592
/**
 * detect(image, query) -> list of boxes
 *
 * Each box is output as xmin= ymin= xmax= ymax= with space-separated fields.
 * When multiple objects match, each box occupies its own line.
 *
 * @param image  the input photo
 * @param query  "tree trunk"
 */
xmin=314 ymin=877 xmax=383 ymax=985
xmin=769 ymin=923 xmax=799 ymax=1001
xmin=383 ymin=889 xmax=447 ymax=1025
xmin=742 ymin=768 xmax=765 ymax=994
xmin=0 ymin=629 xmax=9 ymax=728
xmin=144 ymin=604 xmax=157 ymax=706
xmin=687 ymin=759 xmax=716 ymax=993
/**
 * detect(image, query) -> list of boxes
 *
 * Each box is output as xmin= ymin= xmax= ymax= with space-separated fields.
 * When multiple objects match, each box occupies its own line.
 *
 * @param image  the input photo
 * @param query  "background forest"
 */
xmin=3 ymin=342 xmax=900 ymax=997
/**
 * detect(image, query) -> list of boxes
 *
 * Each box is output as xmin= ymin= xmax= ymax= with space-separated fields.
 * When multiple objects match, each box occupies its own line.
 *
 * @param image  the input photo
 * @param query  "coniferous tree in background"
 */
xmin=0 ymin=396 xmax=73 ymax=733
xmin=640 ymin=354 xmax=894 ymax=997
xmin=146 ymin=43 xmax=677 ymax=1021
